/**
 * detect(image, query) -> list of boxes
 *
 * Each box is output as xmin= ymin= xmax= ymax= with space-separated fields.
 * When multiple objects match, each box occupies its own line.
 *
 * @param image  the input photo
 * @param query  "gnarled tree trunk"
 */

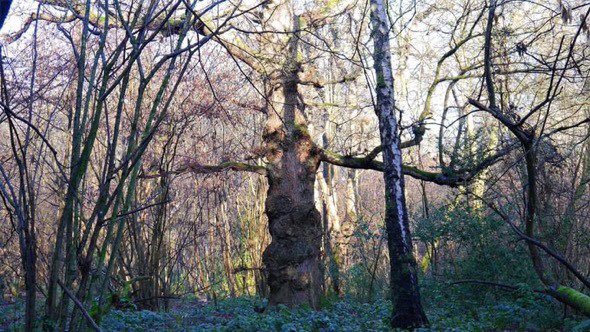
xmin=262 ymin=41 xmax=323 ymax=307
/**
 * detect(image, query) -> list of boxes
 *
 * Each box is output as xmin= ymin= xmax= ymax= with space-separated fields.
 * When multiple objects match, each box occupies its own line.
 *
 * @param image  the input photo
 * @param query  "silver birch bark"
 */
xmin=369 ymin=0 xmax=429 ymax=328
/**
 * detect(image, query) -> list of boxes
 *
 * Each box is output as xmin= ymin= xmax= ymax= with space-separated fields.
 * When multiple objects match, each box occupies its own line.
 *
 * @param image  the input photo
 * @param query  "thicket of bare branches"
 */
xmin=0 ymin=0 xmax=589 ymax=329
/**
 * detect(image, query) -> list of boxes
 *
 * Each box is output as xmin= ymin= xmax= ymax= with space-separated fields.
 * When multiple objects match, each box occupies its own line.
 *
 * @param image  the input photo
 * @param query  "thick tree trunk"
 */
xmin=262 ymin=54 xmax=323 ymax=307
xmin=370 ymin=0 xmax=429 ymax=328
xmin=263 ymin=169 xmax=322 ymax=307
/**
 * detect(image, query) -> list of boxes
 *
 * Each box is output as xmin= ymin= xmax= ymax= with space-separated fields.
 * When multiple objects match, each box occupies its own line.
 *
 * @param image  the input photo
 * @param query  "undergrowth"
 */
xmin=2 ymin=295 xmax=589 ymax=331
xmin=97 ymin=295 xmax=587 ymax=331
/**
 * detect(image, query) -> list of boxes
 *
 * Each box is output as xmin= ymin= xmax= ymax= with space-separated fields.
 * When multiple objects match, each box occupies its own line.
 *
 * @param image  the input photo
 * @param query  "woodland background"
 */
xmin=0 ymin=0 xmax=589 ymax=330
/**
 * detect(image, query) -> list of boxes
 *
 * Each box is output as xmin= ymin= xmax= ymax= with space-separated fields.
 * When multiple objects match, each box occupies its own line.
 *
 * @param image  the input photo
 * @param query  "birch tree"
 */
xmin=368 ymin=0 xmax=428 ymax=327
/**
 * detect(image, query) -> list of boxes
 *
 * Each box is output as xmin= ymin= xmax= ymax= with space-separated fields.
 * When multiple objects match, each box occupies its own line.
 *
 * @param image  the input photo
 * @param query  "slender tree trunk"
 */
xmin=318 ymin=166 xmax=341 ymax=296
xmin=321 ymin=89 xmax=342 ymax=296
xmin=339 ymin=169 xmax=358 ymax=269
xmin=218 ymin=196 xmax=237 ymax=297
xmin=370 ymin=0 xmax=428 ymax=328
xmin=23 ymin=244 xmax=37 ymax=331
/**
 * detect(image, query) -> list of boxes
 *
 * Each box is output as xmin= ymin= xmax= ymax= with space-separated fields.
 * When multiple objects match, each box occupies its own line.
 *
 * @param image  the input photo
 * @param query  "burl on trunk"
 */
xmin=262 ymin=67 xmax=323 ymax=308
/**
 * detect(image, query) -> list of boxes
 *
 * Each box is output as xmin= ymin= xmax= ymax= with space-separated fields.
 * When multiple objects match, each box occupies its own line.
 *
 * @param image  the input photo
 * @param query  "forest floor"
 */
xmin=2 ymin=295 xmax=589 ymax=331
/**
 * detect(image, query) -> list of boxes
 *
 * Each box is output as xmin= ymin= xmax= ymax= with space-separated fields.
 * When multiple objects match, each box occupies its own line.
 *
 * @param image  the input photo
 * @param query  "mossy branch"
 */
xmin=551 ymin=286 xmax=590 ymax=317
xmin=319 ymin=138 xmax=511 ymax=187
xmin=319 ymin=148 xmax=462 ymax=187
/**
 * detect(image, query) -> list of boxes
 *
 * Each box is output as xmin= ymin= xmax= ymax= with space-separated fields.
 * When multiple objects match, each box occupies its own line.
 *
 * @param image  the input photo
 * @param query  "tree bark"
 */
xmin=369 ymin=0 xmax=429 ymax=328
xmin=339 ymin=169 xmax=358 ymax=269
xmin=261 ymin=21 xmax=323 ymax=306
xmin=262 ymin=86 xmax=323 ymax=307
